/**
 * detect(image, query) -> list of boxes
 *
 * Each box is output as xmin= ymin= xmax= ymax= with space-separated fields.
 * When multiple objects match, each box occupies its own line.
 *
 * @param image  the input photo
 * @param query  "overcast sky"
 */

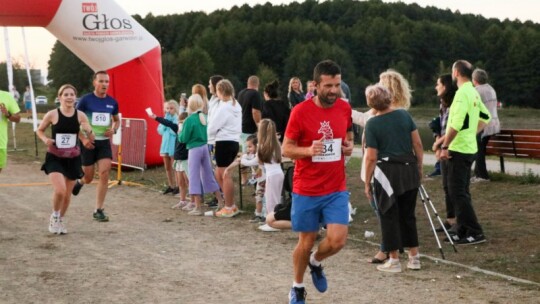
xmin=1 ymin=0 xmax=539 ymax=74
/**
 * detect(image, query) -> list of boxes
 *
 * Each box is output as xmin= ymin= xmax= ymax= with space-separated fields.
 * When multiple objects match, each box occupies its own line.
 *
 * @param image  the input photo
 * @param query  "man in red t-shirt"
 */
xmin=282 ymin=60 xmax=354 ymax=303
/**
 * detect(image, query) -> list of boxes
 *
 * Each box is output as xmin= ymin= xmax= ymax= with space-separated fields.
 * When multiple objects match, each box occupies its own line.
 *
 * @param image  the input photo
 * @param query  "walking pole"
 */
xmin=420 ymin=185 xmax=458 ymax=253
xmin=418 ymin=185 xmax=446 ymax=259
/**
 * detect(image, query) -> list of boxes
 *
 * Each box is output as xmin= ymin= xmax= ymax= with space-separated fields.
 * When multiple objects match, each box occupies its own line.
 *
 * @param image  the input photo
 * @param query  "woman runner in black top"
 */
xmin=36 ymin=84 xmax=94 ymax=235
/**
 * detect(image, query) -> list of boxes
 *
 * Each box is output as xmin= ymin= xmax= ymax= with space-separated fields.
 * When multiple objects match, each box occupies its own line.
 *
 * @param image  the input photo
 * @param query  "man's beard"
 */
xmin=319 ymin=94 xmax=337 ymax=105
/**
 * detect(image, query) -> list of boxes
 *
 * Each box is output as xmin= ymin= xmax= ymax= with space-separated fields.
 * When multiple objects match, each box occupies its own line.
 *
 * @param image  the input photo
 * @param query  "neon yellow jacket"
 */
xmin=446 ymin=82 xmax=491 ymax=154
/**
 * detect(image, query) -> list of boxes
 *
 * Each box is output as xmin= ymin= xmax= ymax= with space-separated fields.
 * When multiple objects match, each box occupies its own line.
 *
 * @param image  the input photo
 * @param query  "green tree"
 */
xmin=47 ymin=0 xmax=540 ymax=108
xmin=173 ymin=46 xmax=215 ymax=98
xmin=47 ymin=41 xmax=93 ymax=94
xmin=257 ymin=63 xmax=279 ymax=93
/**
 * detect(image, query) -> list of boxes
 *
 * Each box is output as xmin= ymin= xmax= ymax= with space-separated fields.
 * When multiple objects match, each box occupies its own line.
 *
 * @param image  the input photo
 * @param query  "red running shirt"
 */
xmin=285 ymin=98 xmax=352 ymax=196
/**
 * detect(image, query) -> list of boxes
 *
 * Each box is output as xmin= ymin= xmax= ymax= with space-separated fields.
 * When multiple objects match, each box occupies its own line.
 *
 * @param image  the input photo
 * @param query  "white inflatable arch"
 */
xmin=0 ymin=0 xmax=164 ymax=165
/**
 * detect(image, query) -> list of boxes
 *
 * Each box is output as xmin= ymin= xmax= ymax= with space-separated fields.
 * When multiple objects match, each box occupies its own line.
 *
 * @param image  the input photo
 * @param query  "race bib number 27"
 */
xmin=91 ymin=112 xmax=111 ymax=126
xmin=312 ymin=138 xmax=342 ymax=162
xmin=55 ymin=133 xmax=77 ymax=149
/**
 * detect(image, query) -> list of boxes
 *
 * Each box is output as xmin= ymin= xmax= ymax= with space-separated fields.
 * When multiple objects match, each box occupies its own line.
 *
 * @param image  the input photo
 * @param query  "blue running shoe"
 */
xmin=309 ymin=262 xmax=327 ymax=293
xmin=289 ymin=287 xmax=306 ymax=304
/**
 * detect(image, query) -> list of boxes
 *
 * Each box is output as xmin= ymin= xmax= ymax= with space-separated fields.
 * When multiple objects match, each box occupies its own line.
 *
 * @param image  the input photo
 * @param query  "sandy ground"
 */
xmin=0 ymin=160 xmax=538 ymax=304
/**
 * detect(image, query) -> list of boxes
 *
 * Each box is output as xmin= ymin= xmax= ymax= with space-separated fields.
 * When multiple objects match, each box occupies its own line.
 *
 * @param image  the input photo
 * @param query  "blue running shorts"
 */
xmin=291 ymin=191 xmax=349 ymax=232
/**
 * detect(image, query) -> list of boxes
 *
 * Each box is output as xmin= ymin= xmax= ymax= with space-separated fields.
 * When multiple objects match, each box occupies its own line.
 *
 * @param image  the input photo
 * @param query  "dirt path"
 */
xmin=0 ymin=160 xmax=538 ymax=304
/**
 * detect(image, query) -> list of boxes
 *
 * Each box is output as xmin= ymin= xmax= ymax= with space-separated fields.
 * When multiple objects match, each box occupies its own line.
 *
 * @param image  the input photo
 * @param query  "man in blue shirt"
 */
xmin=73 ymin=71 xmax=120 ymax=222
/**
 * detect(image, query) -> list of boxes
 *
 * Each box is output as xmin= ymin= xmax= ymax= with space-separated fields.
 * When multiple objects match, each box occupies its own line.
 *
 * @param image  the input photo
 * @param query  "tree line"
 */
xmin=36 ymin=0 xmax=540 ymax=108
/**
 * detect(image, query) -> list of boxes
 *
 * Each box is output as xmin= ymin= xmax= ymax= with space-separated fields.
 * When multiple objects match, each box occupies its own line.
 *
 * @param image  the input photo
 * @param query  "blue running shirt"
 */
xmin=77 ymin=93 xmax=119 ymax=139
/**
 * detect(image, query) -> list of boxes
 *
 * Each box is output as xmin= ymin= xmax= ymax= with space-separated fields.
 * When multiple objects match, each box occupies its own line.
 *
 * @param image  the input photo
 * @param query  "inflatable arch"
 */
xmin=0 ymin=0 xmax=164 ymax=165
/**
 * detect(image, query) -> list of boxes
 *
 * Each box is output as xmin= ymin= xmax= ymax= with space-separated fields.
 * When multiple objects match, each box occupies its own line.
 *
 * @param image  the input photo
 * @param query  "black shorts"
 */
xmin=41 ymin=153 xmax=84 ymax=181
xmin=274 ymin=201 xmax=291 ymax=221
xmin=81 ymin=139 xmax=113 ymax=166
xmin=214 ymin=141 xmax=239 ymax=167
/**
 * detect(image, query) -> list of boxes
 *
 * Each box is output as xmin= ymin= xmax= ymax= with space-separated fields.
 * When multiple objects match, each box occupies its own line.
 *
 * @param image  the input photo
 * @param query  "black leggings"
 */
xmin=380 ymin=189 xmax=419 ymax=252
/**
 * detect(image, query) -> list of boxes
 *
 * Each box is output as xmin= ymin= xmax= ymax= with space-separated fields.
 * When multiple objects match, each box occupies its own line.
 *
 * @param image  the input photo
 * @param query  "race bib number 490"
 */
xmin=55 ymin=133 xmax=77 ymax=149
xmin=91 ymin=112 xmax=111 ymax=126
xmin=312 ymin=138 xmax=342 ymax=162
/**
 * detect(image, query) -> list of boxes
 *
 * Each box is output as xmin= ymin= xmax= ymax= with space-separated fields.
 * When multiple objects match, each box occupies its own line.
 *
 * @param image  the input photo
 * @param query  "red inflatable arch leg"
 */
xmin=0 ymin=0 xmax=164 ymax=165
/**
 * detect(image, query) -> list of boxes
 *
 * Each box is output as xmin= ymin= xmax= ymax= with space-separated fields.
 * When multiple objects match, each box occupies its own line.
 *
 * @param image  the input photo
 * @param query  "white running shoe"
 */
xmin=58 ymin=217 xmax=67 ymax=234
xmin=48 ymin=214 xmax=60 ymax=234
xmin=258 ymin=224 xmax=280 ymax=232
xmin=182 ymin=202 xmax=196 ymax=211
xmin=188 ymin=208 xmax=203 ymax=216
xmin=172 ymin=201 xmax=188 ymax=209
xmin=407 ymin=255 xmax=421 ymax=270
xmin=377 ymin=260 xmax=402 ymax=273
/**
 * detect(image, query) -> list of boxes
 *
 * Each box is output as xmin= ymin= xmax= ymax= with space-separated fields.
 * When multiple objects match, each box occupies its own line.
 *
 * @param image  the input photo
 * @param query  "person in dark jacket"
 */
xmin=262 ymin=80 xmax=290 ymax=142
xmin=287 ymin=77 xmax=305 ymax=108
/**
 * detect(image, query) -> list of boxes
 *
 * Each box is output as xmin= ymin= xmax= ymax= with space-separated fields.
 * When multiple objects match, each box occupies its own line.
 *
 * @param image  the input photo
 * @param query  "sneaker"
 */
xmin=182 ymin=202 xmax=196 ymax=211
xmin=447 ymin=225 xmax=458 ymax=235
xmin=377 ymin=260 xmax=402 ymax=273
xmin=215 ymin=206 xmax=240 ymax=218
xmin=288 ymin=287 xmax=306 ymax=304
xmin=443 ymin=234 xmax=460 ymax=242
xmin=171 ymin=187 xmax=179 ymax=195
xmin=435 ymin=221 xmax=453 ymax=233
xmin=308 ymin=260 xmax=328 ymax=293
xmin=172 ymin=201 xmax=189 ymax=209
xmin=204 ymin=210 xmax=215 ymax=217
xmin=407 ymin=256 xmax=421 ymax=270
xmin=188 ymin=208 xmax=203 ymax=216
xmin=162 ymin=186 xmax=174 ymax=195
xmin=249 ymin=215 xmax=265 ymax=223
xmin=72 ymin=180 xmax=83 ymax=196
xmin=93 ymin=209 xmax=109 ymax=222
xmin=470 ymin=177 xmax=489 ymax=183
xmin=258 ymin=224 xmax=280 ymax=232
xmin=455 ymin=234 xmax=486 ymax=245
xmin=58 ymin=217 xmax=68 ymax=235
xmin=49 ymin=214 xmax=60 ymax=234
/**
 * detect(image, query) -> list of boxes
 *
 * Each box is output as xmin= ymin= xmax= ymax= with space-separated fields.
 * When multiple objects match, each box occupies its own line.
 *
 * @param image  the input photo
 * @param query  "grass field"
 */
xmin=5 ymin=106 xmax=540 ymax=284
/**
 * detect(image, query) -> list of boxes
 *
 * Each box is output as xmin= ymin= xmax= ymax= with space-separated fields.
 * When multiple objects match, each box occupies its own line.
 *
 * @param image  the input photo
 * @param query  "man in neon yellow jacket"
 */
xmin=440 ymin=60 xmax=491 ymax=245
xmin=0 ymin=90 xmax=21 ymax=173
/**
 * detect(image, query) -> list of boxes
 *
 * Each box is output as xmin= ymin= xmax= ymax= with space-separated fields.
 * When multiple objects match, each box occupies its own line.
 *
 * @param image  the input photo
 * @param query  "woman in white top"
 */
xmin=207 ymin=79 xmax=242 ymax=218
xmin=206 ymin=75 xmax=224 ymax=146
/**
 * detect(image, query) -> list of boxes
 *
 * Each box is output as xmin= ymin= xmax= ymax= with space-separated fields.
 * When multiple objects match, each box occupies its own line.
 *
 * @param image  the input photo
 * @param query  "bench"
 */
xmin=486 ymin=129 xmax=540 ymax=173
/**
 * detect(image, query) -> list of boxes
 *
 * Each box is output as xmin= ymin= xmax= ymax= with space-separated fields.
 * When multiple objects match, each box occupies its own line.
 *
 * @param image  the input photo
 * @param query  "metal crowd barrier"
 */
xmin=111 ymin=117 xmax=147 ymax=171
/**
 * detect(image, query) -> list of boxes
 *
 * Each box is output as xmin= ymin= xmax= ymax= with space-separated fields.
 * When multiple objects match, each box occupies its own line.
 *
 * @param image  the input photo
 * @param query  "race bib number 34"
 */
xmin=55 ymin=133 xmax=77 ymax=149
xmin=312 ymin=138 xmax=342 ymax=162
xmin=92 ymin=112 xmax=111 ymax=126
